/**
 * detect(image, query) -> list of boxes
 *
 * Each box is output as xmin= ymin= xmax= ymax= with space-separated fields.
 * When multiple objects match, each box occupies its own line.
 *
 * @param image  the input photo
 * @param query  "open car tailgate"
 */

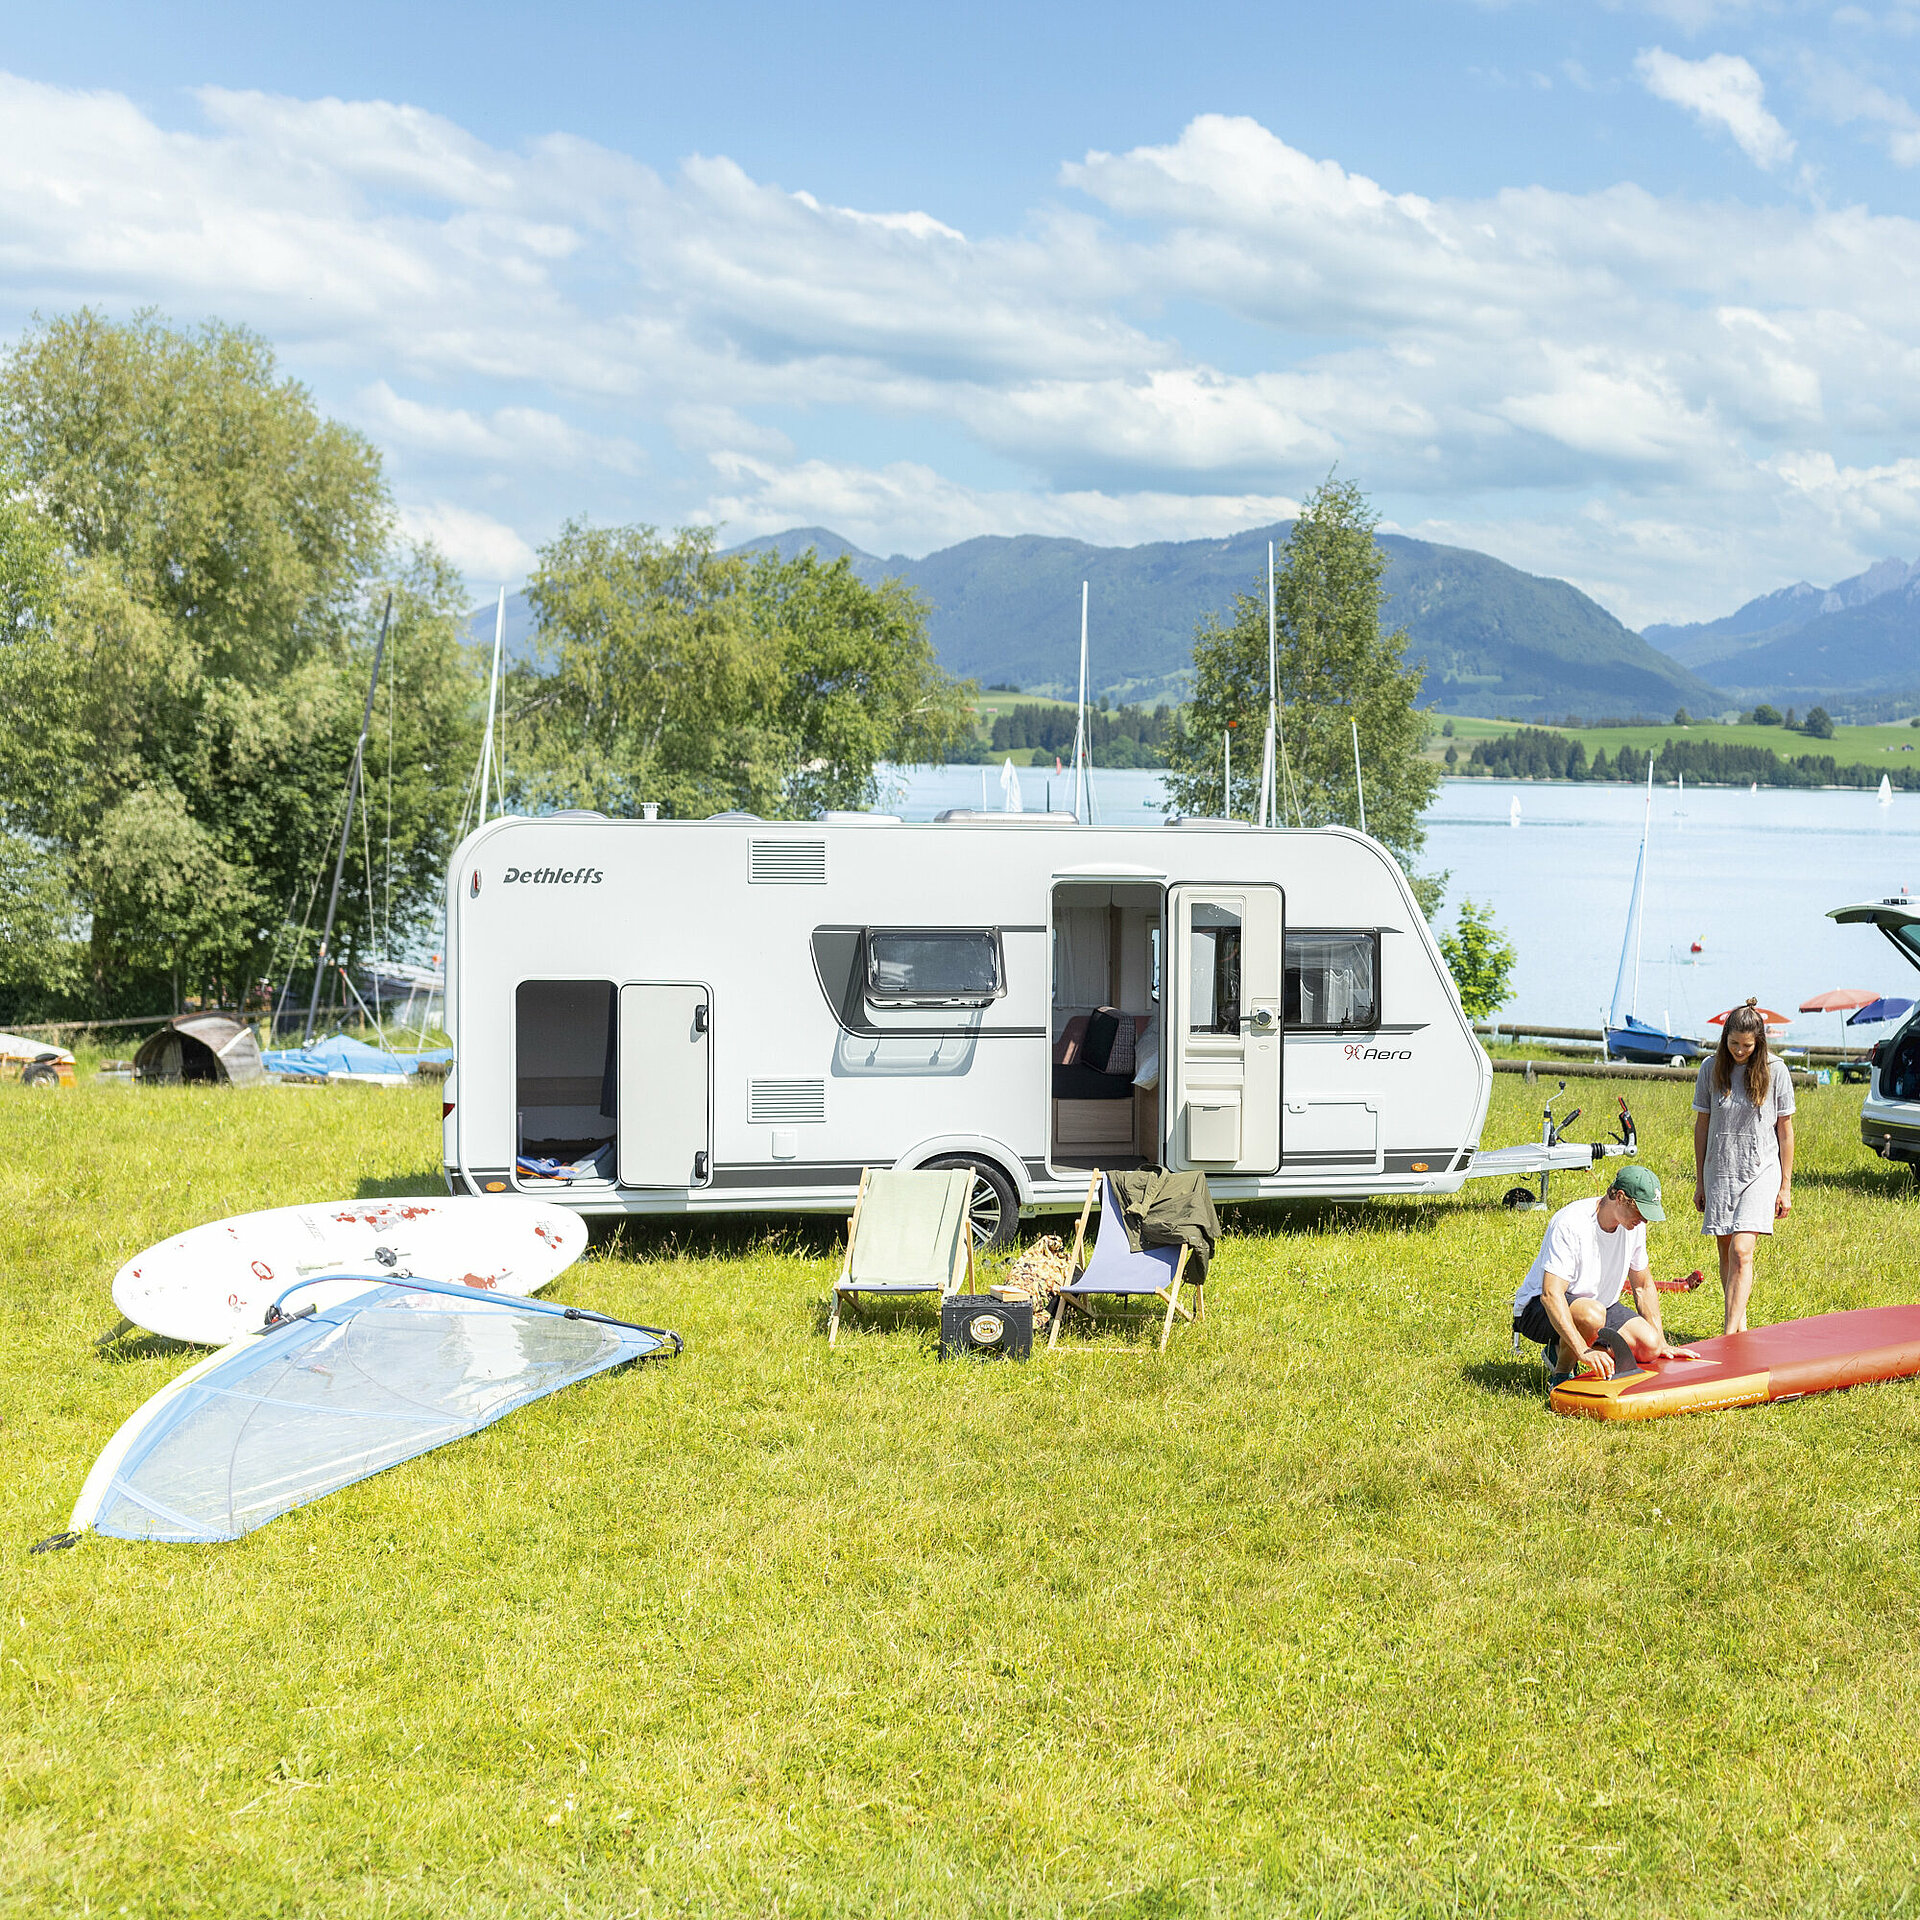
xmin=1829 ymin=900 xmax=1920 ymax=975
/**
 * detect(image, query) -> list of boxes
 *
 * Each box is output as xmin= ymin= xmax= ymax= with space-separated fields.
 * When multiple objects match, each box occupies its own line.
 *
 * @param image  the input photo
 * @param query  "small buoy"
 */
xmin=1690 ymin=938 xmax=1703 ymax=954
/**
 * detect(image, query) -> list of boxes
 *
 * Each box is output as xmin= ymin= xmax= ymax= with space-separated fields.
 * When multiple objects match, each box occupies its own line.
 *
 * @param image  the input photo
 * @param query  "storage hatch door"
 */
xmin=618 ymin=984 xmax=712 ymax=1188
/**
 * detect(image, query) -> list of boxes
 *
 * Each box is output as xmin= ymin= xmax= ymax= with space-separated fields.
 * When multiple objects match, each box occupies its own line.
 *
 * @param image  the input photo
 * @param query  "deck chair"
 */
xmin=827 ymin=1167 xmax=976 ymax=1344
xmin=1048 ymin=1172 xmax=1196 ymax=1354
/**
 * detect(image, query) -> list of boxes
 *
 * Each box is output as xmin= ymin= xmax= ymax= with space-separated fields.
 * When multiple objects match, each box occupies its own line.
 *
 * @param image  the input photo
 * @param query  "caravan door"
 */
xmin=1165 ymin=884 xmax=1283 ymax=1175
xmin=618 ymin=984 xmax=712 ymax=1187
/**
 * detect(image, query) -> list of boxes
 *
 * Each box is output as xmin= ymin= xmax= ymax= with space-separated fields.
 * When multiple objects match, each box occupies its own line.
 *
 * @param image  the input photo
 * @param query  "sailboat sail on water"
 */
xmin=1880 ymin=773 xmax=1894 ymax=808
xmin=1509 ymin=795 xmax=1522 ymax=829
xmin=1605 ymin=763 xmax=1702 ymax=1066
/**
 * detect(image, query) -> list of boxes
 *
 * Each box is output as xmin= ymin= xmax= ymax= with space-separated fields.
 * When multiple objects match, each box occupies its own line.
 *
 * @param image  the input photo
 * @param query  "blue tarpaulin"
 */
xmin=263 ymin=1036 xmax=453 ymax=1078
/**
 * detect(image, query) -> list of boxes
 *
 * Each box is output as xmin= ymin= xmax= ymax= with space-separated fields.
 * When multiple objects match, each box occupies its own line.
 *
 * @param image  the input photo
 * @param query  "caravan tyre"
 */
xmin=22 ymin=1061 xmax=59 ymax=1088
xmin=921 ymin=1154 xmax=1020 ymax=1252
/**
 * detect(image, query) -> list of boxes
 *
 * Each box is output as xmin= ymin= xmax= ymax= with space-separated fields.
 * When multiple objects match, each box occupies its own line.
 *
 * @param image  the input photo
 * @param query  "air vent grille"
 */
xmin=749 ymin=1079 xmax=827 ymax=1125
xmin=749 ymin=839 xmax=827 ymax=884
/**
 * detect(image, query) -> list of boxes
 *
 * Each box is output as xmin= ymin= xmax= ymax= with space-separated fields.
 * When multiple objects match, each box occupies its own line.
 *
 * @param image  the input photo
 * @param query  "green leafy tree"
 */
xmin=747 ymin=547 xmax=973 ymax=815
xmin=511 ymin=525 xmax=971 ymax=818
xmin=0 ymin=830 xmax=85 ymax=1009
xmin=0 ymin=310 xmax=477 ymax=1012
xmin=1802 ymin=705 xmax=1835 ymax=740
xmin=1439 ymin=897 xmax=1518 ymax=1019
xmin=1164 ymin=476 xmax=1443 ymax=908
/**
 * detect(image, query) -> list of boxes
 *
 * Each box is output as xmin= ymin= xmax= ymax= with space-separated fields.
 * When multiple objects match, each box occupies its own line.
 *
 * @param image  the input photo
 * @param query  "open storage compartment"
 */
xmin=515 ymin=979 xmax=618 ymax=1181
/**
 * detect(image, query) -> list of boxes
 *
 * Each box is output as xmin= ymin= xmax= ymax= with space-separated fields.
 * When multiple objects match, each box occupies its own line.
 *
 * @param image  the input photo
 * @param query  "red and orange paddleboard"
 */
xmin=1550 ymin=1306 xmax=1920 ymax=1421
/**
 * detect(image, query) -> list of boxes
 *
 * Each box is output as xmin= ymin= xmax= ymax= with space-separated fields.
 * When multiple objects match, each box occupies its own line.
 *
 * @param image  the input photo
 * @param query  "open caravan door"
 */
xmin=1165 ymin=884 xmax=1283 ymax=1175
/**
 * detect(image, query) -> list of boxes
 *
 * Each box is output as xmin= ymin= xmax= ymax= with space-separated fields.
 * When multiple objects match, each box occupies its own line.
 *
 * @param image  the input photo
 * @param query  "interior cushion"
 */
xmin=1105 ymin=1014 xmax=1136 ymax=1077
xmin=1052 ymin=1062 xmax=1138 ymax=1101
xmin=1053 ymin=1013 xmax=1089 ymax=1068
xmin=1083 ymin=1007 xmax=1122 ymax=1073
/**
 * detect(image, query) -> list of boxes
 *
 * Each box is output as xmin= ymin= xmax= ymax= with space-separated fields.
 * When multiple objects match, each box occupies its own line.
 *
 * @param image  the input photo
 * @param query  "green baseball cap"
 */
xmin=1609 ymin=1165 xmax=1664 ymax=1221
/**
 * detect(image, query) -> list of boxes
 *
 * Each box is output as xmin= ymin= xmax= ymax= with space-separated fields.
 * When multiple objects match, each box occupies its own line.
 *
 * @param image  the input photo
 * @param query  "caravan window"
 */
xmin=1285 ymin=931 xmax=1379 ymax=1030
xmin=1188 ymin=902 xmax=1242 ymax=1035
xmin=865 ymin=929 xmax=1005 ymax=1006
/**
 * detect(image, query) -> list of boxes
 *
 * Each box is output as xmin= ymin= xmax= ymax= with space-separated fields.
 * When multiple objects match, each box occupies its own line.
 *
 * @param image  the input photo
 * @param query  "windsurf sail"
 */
xmin=67 ymin=1278 xmax=679 ymax=1544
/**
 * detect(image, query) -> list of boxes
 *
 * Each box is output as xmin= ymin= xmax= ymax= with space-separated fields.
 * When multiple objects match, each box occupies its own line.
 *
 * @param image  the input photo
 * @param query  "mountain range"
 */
xmin=1643 ymin=556 xmax=1920 ymax=710
xmin=720 ymin=523 xmax=1713 ymax=717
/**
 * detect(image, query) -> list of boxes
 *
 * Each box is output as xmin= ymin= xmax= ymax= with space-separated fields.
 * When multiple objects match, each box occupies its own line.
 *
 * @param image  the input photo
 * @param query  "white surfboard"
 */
xmin=111 ymin=1196 xmax=590 ymax=1347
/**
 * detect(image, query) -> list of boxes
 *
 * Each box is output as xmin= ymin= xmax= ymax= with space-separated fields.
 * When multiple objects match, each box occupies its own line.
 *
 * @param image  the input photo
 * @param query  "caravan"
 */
xmin=440 ymin=811 xmax=1492 ymax=1245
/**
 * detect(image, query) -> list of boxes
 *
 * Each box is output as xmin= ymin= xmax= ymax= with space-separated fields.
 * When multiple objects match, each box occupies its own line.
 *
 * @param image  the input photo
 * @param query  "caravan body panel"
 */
xmin=444 ymin=815 xmax=1490 ymax=1224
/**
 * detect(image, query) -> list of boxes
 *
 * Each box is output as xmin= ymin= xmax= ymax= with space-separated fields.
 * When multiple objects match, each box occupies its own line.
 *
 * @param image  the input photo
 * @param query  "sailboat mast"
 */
xmin=1609 ymin=759 xmax=1655 ymax=1029
xmin=478 ymin=586 xmax=506 ymax=827
xmin=1632 ymin=758 xmax=1652 ymax=1016
xmin=1073 ymin=580 xmax=1091 ymax=822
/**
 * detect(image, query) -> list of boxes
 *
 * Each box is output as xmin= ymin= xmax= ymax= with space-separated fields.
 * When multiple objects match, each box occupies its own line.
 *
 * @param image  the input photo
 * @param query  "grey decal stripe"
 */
xmin=708 ymin=1164 xmax=866 ymax=1189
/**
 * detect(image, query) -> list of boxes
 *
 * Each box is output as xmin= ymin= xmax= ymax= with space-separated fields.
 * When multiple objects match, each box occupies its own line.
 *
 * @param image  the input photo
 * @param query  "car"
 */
xmin=1828 ymin=900 xmax=1920 ymax=1170
xmin=0 ymin=1031 xmax=75 ymax=1088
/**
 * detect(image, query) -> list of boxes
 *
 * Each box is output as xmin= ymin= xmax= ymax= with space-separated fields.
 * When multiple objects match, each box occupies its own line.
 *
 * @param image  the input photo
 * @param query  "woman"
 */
xmin=1693 ymin=999 xmax=1795 ymax=1336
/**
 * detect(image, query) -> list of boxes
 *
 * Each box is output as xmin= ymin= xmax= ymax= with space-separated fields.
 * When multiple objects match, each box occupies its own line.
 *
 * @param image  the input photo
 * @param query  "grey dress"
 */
xmin=1694 ymin=1057 xmax=1795 ymax=1236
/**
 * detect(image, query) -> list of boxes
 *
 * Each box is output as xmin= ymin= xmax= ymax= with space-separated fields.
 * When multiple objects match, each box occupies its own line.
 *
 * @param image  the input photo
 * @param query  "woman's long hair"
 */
xmin=1711 ymin=998 xmax=1772 ymax=1106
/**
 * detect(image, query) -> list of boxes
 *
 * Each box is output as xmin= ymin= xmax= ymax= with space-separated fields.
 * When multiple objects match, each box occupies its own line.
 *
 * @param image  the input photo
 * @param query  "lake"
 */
xmin=882 ymin=766 xmax=1920 ymax=1042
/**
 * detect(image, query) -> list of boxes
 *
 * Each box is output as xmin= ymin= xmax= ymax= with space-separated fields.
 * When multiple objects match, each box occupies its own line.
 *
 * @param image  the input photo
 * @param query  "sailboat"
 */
xmin=1605 ymin=763 xmax=1705 ymax=1067
xmin=1509 ymin=795 xmax=1522 ymax=829
xmin=1880 ymin=773 xmax=1894 ymax=808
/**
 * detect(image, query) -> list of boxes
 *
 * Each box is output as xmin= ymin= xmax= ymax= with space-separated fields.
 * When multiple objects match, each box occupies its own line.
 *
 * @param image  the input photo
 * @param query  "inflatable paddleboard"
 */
xmin=112 ymin=1197 xmax=588 ymax=1346
xmin=1551 ymin=1305 xmax=1920 ymax=1421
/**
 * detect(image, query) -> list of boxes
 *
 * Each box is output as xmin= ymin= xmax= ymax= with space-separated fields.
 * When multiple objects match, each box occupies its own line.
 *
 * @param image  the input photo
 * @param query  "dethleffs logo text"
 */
xmin=500 ymin=865 xmax=605 ymax=885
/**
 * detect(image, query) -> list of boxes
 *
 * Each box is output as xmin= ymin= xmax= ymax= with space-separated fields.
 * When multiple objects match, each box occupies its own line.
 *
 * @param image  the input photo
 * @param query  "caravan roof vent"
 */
xmin=707 ymin=810 xmax=763 ymax=823
xmin=816 ymin=811 xmax=902 ymax=825
xmin=932 ymin=810 xmax=1081 ymax=825
xmin=748 ymin=1078 xmax=827 ymax=1125
xmin=749 ymin=839 xmax=828 ymax=885
xmin=1168 ymin=816 xmax=1255 ymax=829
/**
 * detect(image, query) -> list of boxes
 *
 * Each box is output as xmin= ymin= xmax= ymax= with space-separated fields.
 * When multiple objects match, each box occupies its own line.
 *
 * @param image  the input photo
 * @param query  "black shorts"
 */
xmin=1513 ymin=1295 xmax=1638 ymax=1361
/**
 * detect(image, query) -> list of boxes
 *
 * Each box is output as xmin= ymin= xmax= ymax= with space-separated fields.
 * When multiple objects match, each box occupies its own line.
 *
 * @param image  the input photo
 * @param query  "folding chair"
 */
xmin=827 ymin=1167 xmax=976 ymax=1345
xmin=1048 ymin=1172 xmax=1195 ymax=1354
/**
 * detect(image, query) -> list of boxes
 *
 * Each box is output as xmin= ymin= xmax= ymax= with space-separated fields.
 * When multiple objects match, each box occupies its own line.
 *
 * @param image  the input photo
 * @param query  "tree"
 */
xmin=0 ymin=830 xmax=85 ymax=1011
xmin=511 ymin=525 xmax=972 ymax=819
xmin=1746 ymin=705 xmax=1783 ymax=726
xmin=1802 ymin=705 xmax=1835 ymax=740
xmin=1673 ymin=708 xmax=1691 ymax=725
xmin=1439 ymin=898 xmax=1518 ymax=1019
xmin=0 ymin=310 xmax=477 ymax=1012
xmin=1163 ymin=476 xmax=1443 ymax=909
xmin=747 ymin=547 xmax=973 ymax=816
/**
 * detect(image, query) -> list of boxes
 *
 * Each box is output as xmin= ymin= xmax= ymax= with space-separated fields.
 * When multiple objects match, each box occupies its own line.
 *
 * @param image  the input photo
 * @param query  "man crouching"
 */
xmin=1512 ymin=1167 xmax=1700 ymax=1382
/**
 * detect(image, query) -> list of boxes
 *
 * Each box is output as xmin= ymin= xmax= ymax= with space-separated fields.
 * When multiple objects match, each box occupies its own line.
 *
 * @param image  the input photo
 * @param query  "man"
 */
xmin=1512 ymin=1167 xmax=1700 ymax=1382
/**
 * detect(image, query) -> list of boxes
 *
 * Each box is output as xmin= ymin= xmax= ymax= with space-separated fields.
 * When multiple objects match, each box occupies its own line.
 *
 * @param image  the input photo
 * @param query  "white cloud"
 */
xmin=701 ymin=453 xmax=1300 ymax=556
xmin=397 ymin=501 xmax=536 ymax=578
xmin=4 ymin=75 xmax=1920 ymax=618
xmin=1636 ymin=48 xmax=1796 ymax=168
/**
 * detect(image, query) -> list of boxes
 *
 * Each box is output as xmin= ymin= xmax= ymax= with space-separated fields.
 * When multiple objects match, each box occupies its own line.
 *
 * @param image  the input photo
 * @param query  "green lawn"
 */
xmin=7 ymin=1074 xmax=1920 ymax=1914
xmin=1431 ymin=713 xmax=1920 ymax=773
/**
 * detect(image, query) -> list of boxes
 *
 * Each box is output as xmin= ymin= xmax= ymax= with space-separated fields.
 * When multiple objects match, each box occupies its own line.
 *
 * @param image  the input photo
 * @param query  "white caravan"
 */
xmin=440 ymin=811 xmax=1493 ymax=1245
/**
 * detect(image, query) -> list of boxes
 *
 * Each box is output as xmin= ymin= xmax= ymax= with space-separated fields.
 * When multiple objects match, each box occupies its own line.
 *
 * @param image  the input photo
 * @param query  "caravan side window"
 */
xmin=865 ymin=929 xmax=1005 ymax=1007
xmin=1285 ymin=930 xmax=1380 ymax=1030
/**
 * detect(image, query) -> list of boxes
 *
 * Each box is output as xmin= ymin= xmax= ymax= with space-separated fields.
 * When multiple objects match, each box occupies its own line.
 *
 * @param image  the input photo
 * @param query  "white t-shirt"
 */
xmin=1512 ymin=1196 xmax=1647 ymax=1317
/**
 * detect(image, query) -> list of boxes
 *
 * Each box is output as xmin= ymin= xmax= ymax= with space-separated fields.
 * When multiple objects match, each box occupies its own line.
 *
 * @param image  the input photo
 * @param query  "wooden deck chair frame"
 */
xmin=1048 ymin=1172 xmax=1198 ymax=1355
xmin=826 ymin=1166 xmax=976 ymax=1344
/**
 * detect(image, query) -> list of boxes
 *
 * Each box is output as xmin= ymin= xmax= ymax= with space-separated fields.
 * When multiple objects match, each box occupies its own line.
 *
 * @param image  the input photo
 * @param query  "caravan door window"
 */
xmin=1285 ymin=931 xmax=1379 ymax=1030
xmin=865 ymin=929 xmax=1004 ymax=1007
xmin=1187 ymin=904 xmax=1242 ymax=1035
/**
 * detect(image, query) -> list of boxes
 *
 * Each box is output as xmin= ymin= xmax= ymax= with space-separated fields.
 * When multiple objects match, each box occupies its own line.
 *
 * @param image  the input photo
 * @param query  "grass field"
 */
xmin=8 ymin=1074 xmax=1920 ymax=1915
xmin=1429 ymin=713 xmax=1920 ymax=774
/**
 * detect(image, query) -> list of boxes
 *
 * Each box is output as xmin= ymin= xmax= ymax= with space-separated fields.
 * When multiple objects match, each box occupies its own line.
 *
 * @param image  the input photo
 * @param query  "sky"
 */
xmin=7 ymin=1 xmax=1920 ymax=627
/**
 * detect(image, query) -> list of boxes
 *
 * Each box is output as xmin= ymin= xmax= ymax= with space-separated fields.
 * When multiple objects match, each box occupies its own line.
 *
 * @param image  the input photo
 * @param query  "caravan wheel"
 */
xmin=921 ymin=1154 xmax=1019 ymax=1253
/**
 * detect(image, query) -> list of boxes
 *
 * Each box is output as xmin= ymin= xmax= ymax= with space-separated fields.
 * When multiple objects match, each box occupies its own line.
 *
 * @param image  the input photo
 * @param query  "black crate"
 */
xmin=940 ymin=1294 xmax=1033 ymax=1361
